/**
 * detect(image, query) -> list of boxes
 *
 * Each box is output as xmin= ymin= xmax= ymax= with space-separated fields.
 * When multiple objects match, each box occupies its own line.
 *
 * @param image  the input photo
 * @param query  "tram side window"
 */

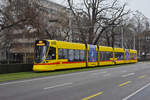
xmin=134 ymin=53 xmax=137 ymax=59
xmin=58 ymin=49 xmax=86 ymax=62
xmin=100 ymin=52 xmax=113 ymax=61
xmin=58 ymin=49 xmax=68 ymax=59
xmin=62 ymin=49 xmax=68 ymax=59
xmin=130 ymin=53 xmax=133 ymax=59
xmin=58 ymin=49 xmax=63 ymax=59
xmin=100 ymin=52 xmax=103 ymax=61
xmin=115 ymin=52 xmax=124 ymax=60
xmin=46 ymin=47 xmax=56 ymax=60
xmin=80 ymin=50 xmax=85 ymax=61
xmin=68 ymin=49 xmax=74 ymax=62
xmin=130 ymin=53 xmax=136 ymax=60
xmin=74 ymin=50 xmax=80 ymax=61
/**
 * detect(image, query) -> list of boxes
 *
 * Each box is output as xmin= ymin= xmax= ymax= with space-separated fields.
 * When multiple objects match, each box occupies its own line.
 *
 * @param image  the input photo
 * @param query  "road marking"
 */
xmin=0 ymin=76 xmax=73 ymax=86
xmin=132 ymin=68 xmax=137 ymax=71
xmin=122 ymin=73 xmax=135 ymax=77
xmin=92 ymin=71 xmax=107 ymax=75
xmin=122 ymin=82 xmax=150 ymax=100
xmin=122 ymin=70 xmax=127 ymax=73
xmin=92 ymin=73 xmax=99 ymax=75
xmin=44 ymin=82 xmax=72 ymax=90
xmin=101 ymin=71 xmax=107 ymax=74
xmin=138 ymin=75 xmax=147 ymax=79
xmin=103 ymin=73 xmax=111 ymax=77
xmin=0 ymin=70 xmax=97 ymax=86
xmin=82 ymin=91 xmax=103 ymax=100
xmin=119 ymin=81 xmax=131 ymax=87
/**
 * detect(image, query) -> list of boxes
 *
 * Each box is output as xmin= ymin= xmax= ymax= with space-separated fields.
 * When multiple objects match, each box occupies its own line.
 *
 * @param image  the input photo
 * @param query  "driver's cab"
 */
xmin=34 ymin=40 xmax=56 ymax=64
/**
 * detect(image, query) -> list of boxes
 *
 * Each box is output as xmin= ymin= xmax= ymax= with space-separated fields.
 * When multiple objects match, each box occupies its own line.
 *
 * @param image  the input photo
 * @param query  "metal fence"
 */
xmin=0 ymin=52 xmax=34 ymax=64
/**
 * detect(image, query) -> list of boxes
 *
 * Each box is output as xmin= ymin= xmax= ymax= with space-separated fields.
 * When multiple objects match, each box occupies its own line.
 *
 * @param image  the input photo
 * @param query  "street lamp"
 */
xmin=138 ymin=38 xmax=140 ymax=57
xmin=133 ymin=32 xmax=135 ymax=49
xmin=129 ymin=27 xmax=136 ymax=50
xmin=121 ymin=25 xmax=124 ymax=48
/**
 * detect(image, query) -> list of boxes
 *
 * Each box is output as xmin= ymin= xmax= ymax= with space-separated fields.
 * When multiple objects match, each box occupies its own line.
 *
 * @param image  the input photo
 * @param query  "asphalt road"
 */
xmin=0 ymin=62 xmax=150 ymax=100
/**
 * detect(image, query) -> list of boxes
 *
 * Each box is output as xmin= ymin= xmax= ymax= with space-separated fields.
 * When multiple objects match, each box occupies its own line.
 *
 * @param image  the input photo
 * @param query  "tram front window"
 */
xmin=35 ymin=45 xmax=47 ymax=63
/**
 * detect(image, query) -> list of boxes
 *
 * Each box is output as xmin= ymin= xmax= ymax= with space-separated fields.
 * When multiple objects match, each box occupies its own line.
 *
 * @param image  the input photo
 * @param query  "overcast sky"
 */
xmin=128 ymin=0 xmax=150 ymax=19
xmin=50 ymin=0 xmax=150 ymax=19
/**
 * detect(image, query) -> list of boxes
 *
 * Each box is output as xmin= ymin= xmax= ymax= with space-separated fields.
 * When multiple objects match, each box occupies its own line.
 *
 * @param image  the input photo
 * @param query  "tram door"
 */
xmin=125 ymin=49 xmax=129 ymax=63
xmin=88 ymin=45 xmax=97 ymax=66
xmin=125 ymin=49 xmax=129 ymax=60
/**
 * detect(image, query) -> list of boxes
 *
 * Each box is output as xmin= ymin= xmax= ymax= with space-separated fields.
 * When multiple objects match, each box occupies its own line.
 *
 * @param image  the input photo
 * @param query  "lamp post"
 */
xmin=133 ymin=32 xmax=135 ymax=49
xmin=121 ymin=25 xmax=124 ymax=48
xmin=69 ymin=10 xmax=72 ymax=42
xmin=138 ymin=38 xmax=140 ymax=57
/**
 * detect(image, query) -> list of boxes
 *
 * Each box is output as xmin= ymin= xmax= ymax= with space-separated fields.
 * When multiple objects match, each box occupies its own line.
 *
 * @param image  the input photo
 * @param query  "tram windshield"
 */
xmin=34 ymin=41 xmax=48 ymax=63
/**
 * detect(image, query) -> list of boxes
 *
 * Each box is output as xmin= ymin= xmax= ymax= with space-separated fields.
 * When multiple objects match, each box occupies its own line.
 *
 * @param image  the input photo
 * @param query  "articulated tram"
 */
xmin=33 ymin=40 xmax=137 ymax=71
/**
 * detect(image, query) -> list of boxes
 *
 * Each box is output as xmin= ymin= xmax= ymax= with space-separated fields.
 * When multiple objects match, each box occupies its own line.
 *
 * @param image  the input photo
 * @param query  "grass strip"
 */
xmin=0 ymin=64 xmax=131 ymax=82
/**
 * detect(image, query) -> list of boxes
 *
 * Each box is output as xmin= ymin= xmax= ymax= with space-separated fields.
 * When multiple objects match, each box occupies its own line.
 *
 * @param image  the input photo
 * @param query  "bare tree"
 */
xmin=44 ymin=9 xmax=70 ymax=41
xmin=0 ymin=0 xmax=48 ymax=63
xmin=67 ymin=0 xmax=130 ymax=45
xmin=126 ymin=11 xmax=150 ymax=56
xmin=0 ymin=0 xmax=72 ymax=63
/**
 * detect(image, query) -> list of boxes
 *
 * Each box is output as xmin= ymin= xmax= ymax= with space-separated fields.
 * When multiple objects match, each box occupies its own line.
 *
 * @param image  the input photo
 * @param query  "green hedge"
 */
xmin=138 ymin=58 xmax=150 ymax=62
xmin=0 ymin=64 xmax=33 ymax=74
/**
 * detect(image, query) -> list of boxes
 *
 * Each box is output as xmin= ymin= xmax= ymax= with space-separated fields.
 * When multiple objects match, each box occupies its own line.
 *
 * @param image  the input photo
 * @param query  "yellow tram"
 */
xmin=129 ymin=49 xmax=138 ymax=63
xmin=114 ymin=48 xmax=125 ymax=64
xmin=99 ymin=46 xmax=114 ymax=66
xmin=33 ymin=40 xmax=137 ymax=71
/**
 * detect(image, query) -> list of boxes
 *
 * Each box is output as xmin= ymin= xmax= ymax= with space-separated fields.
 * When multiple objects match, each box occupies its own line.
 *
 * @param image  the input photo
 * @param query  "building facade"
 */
xmin=0 ymin=0 xmax=69 ymax=64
